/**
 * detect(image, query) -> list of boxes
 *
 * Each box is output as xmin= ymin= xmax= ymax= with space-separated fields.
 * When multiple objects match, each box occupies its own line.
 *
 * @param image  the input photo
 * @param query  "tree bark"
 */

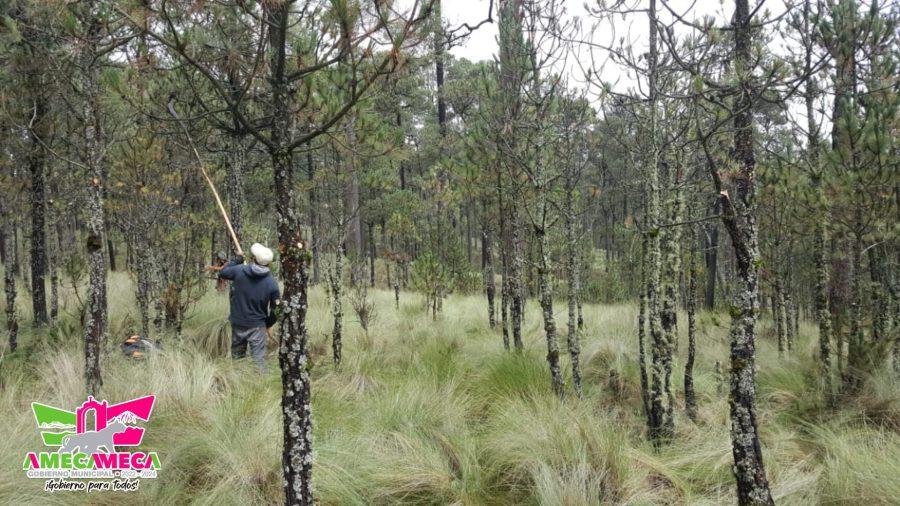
xmin=659 ymin=161 xmax=683 ymax=431
xmin=868 ymin=246 xmax=889 ymax=343
xmin=501 ymin=256 xmax=510 ymax=350
xmin=135 ymin=240 xmax=153 ymax=340
xmin=498 ymin=0 xmax=525 ymax=352
xmin=306 ymin=149 xmax=319 ymax=284
xmin=704 ymin=200 xmax=720 ymax=310
xmin=27 ymin=78 xmax=49 ymax=327
xmin=685 ymin=254 xmax=698 ymax=422
xmin=226 ymin=133 xmax=246 ymax=255
xmin=4 ymin=219 xmax=16 ymax=353
xmin=394 ymin=274 xmax=400 ymax=309
xmin=784 ymin=288 xmax=795 ymax=352
xmin=107 ymin=234 xmax=117 ymax=272
xmin=536 ymin=227 xmax=564 ymax=397
xmin=434 ymin=0 xmax=446 ymax=137
xmin=482 ymin=203 xmax=497 ymax=330
xmin=368 ymin=222 xmax=376 ymax=287
xmin=274 ymin=147 xmax=314 ymax=506
xmin=564 ymin=175 xmax=583 ymax=397
xmin=498 ymin=173 xmax=510 ymax=349
xmin=344 ymin=115 xmax=362 ymax=269
xmin=717 ymin=1 xmax=774 ymax=502
xmin=638 ymin=231 xmax=650 ymax=417
xmin=510 ymin=211 xmax=525 ymax=350
xmin=49 ymin=222 xmax=58 ymax=323
xmin=266 ymin=4 xmax=313 ymax=503
xmin=645 ymin=0 xmax=672 ymax=444
xmin=845 ymin=233 xmax=864 ymax=388
xmin=80 ymin=14 xmax=107 ymax=397
xmin=774 ymin=278 xmax=786 ymax=355
xmin=330 ymin=248 xmax=344 ymax=366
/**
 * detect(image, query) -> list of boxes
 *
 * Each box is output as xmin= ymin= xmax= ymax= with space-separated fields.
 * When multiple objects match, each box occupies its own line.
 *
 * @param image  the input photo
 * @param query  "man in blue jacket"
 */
xmin=217 ymin=243 xmax=280 ymax=371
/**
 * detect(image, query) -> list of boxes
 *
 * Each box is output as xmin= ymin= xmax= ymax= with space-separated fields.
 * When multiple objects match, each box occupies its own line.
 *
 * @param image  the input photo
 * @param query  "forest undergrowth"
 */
xmin=0 ymin=272 xmax=897 ymax=505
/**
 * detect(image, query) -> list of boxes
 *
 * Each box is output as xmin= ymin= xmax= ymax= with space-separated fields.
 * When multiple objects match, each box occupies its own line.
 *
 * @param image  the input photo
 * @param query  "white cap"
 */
xmin=250 ymin=243 xmax=274 ymax=266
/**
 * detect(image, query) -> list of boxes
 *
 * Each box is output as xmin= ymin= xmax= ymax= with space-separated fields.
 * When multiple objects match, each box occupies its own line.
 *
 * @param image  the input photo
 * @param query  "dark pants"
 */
xmin=232 ymin=324 xmax=267 ymax=372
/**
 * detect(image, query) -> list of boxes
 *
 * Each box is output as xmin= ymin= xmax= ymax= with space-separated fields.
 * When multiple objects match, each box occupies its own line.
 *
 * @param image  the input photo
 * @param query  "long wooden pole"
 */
xmin=166 ymin=96 xmax=243 ymax=256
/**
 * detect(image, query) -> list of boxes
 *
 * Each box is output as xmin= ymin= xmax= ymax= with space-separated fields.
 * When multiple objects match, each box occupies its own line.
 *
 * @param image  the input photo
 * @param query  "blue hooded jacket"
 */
xmin=218 ymin=256 xmax=280 ymax=328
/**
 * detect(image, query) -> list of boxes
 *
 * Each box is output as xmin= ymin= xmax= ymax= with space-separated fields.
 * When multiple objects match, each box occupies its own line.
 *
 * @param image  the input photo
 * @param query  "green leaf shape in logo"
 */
xmin=32 ymin=403 xmax=76 ymax=446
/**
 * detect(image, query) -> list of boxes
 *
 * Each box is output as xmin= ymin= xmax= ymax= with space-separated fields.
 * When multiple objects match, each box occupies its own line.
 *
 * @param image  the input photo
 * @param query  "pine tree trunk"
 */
xmin=536 ymin=227 xmax=564 ymax=398
xmin=721 ymin=184 xmax=773 ymax=506
xmin=482 ymin=211 xmax=497 ymax=330
xmin=330 ymin=250 xmax=344 ymax=366
xmin=826 ymin=0 xmax=864 ymax=392
xmin=845 ymin=233 xmax=864 ymax=389
xmin=368 ymin=223 xmax=376 ymax=287
xmin=267 ymin=4 xmax=313 ymax=502
xmin=659 ymin=162 xmax=683 ymax=431
xmin=107 ymin=234 xmax=117 ymax=272
xmin=894 ymin=341 xmax=900 ymax=376
xmin=645 ymin=0 xmax=671 ymax=444
xmin=27 ymin=84 xmax=49 ymax=326
xmin=498 ymin=0 xmax=524 ymax=352
xmin=307 ymin=150 xmax=319 ymax=285
xmin=684 ymin=257 xmax=698 ymax=422
xmin=226 ymin=133 xmax=246 ymax=254
xmin=835 ymin=313 xmax=845 ymax=375
xmin=434 ymin=0 xmax=446 ymax=135
xmin=4 ymin=219 xmax=16 ymax=352
xmin=704 ymin=201 xmax=720 ymax=310
xmin=81 ymin=18 xmax=107 ymax=397
xmin=510 ymin=211 xmax=525 ymax=351
xmin=498 ymin=173 xmax=510 ymax=349
xmin=344 ymin=117 xmax=362 ymax=273
xmin=47 ymin=195 xmax=58 ymax=324
xmin=393 ymin=259 xmax=401 ymax=309
xmin=792 ymin=302 xmax=800 ymax=344
xmin=386 ymin=252 xmax=392 ymax=288
xmin=784 ymin=289 xmax=795 ymax=352
xmin=501 ymin=258 xmax=510 ymax=350
xmin=466 ymin=203 xmax=474 ymax=264
xmin=577 ymin=298 xmax=584 ymax=330
xmin=774 ymin=278 xmax=786 ymax=355
xmin=135 ymin=244 xmax=152 ymax=340
xmin=638 ymin=232 xmax=650 ymax=417
xmin=718 ymin=2 xmax=774 ymax=502
xmin=868 ymin=246 xmax=888 ymax=343
xmin=565 ymin=184 xmax=582 ymax=397
xmin=274 ymin=147 xmax=314 ymax=506
xmin=49 ymin=239 xmax=58 ymax=323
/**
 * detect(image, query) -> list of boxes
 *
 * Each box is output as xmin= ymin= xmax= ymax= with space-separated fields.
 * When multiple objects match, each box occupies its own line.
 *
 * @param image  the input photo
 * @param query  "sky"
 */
xmin=440 ymin=0 xmax=792 ymax=92
xmin=437 ymin=0 xmax=815 ymax=128
xmin=442 ymin=0 xmax=792 ymax=58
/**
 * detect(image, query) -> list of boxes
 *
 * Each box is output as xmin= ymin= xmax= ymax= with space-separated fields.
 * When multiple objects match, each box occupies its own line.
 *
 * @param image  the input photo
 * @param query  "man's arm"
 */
xmin=217 ymin=255 xmax=245 ymax=280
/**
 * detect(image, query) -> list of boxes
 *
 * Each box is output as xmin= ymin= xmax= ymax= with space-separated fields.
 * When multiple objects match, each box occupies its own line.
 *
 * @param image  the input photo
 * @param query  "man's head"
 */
xmin=250 ymin=243 xmax=274 ymax=266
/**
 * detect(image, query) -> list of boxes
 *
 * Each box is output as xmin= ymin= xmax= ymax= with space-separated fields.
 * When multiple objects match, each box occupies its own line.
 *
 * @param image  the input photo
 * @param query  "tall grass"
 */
xmin=0 ymin=271 xmax=897 ymax=504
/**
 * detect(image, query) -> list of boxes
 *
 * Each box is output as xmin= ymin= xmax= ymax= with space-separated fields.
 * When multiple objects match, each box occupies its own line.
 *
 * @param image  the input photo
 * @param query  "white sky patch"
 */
xmin=439 ymin=0 xmax=823 ymax=137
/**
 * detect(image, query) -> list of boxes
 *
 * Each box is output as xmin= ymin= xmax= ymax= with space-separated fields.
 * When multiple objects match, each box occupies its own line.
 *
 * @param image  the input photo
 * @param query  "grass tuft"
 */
xmin=0 ymin=273 xmax=897 ymax=504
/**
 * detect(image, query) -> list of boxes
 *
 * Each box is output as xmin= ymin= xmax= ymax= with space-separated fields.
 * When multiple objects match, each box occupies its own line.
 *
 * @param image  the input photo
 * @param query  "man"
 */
xmin=217 ymin=243 xmax=280 ymax=371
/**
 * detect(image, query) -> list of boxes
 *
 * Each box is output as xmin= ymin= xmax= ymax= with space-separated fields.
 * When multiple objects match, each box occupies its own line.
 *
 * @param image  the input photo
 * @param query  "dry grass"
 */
xmin=0 ymin=270 xmax=897 ymax=504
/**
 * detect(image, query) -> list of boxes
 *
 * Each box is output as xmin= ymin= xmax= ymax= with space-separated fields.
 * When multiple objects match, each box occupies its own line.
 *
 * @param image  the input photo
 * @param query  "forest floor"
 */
xmin=0 ymin=271 xmax=898 ymax=505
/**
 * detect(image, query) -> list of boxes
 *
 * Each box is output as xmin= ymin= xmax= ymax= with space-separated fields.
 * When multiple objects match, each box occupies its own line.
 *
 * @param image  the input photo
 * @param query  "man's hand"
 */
xmin=266 ymin=327 xmax=274 ymax=339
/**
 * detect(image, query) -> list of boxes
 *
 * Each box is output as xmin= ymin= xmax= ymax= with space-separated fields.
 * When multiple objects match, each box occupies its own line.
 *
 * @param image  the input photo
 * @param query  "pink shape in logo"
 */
xmin=75 ymin=395 xmax=156 ymax=446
